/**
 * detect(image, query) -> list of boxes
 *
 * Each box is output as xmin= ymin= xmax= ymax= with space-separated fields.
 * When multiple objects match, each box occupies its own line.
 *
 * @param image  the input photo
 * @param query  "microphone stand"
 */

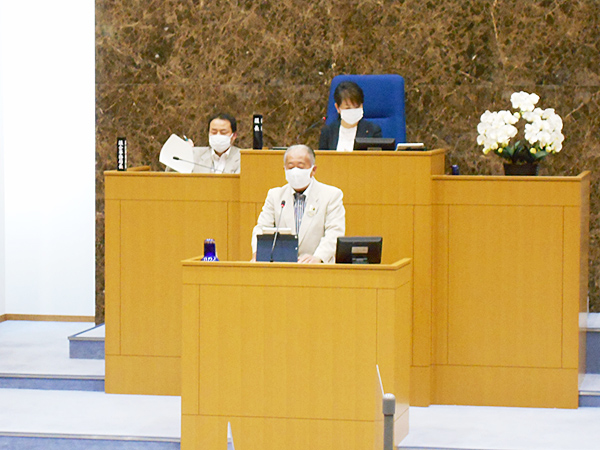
xmin=270 ymin=201 xmax=286 ymax=263
xmin=172 ymin=156 xmax=223 ymax=173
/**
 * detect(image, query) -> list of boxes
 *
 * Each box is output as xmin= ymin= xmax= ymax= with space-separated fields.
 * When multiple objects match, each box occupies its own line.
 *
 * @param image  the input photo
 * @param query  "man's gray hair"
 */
xmin=283 ymin=145 xmax=316 ymax=166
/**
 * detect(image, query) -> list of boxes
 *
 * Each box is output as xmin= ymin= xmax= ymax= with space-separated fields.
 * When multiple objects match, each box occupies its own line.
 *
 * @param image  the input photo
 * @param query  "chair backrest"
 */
xmin=325 ymin=74 xmax=406 ymax=144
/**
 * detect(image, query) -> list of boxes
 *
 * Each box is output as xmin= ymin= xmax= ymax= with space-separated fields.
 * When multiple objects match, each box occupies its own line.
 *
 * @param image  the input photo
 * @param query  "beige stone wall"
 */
xmin=96 ymin=0 xmax=600 ymax=321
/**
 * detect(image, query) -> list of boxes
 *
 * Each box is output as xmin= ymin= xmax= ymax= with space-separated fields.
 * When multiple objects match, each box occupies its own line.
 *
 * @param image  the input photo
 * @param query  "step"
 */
xmin=0 ymin=321 xmax=104 ymax=392
xmin=0 ymin=373 xmax=104 ymax=391
xmin=68 ymin=324 xmax=105 ymax=360
xmin=0 ymin=433 xmax=179 ymax=450
xmin=0 ymin=388 xmax=181 ymax=450
xmin=586 ymin=313 xmax=600 ymax=374
xmin=579 ymin=373 xmax=600 ymax=407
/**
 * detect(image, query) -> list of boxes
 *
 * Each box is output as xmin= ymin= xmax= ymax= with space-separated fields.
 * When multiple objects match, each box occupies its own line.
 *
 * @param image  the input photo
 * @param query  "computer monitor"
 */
xmin=354 ymin=137 xmax=396 ymax=151
xmin=335 ymin=236 xmax=383 ymax=264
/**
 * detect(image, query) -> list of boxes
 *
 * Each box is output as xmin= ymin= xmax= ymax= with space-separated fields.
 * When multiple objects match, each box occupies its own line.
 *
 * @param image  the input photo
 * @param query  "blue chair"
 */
xmin=325 ymin=74 xmax=406 ymax=144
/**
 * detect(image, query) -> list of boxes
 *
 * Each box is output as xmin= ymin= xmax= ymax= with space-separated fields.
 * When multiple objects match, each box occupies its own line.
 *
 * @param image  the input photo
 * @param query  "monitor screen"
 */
xmin=256 ymin=234 xmax=298 ymax=262
xmin=335 ymin=236 xmax=383 ymax=264
xmin=354 ymin=137 xmax=396 ymax=151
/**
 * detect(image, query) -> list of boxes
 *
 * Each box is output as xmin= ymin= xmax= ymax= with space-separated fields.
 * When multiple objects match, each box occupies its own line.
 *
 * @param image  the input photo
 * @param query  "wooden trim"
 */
xmin=241 ymin=148 xmax=447 ymax=157
xmin=2 ymin=314 xmax=94 ymax=322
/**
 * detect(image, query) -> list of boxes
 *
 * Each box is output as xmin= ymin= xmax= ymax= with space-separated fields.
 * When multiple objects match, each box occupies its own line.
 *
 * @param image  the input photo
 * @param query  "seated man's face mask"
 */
xmin=209 ymin=134 xmax=232 ymax=153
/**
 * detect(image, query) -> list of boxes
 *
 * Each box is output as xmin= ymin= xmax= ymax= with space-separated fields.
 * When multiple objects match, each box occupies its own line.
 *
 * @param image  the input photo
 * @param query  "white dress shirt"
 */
xmin=211 ymin=148 xmax=230 ymax=173
xmin=336 ymin=125 xmax=358 ymax=152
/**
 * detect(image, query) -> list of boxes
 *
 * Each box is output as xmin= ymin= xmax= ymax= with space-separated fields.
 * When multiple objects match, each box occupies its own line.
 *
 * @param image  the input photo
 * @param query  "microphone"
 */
xmin=172 ymin=156 xmax=223 ymax=173
xmin=295 ymin=117 xmax=326 ymax=141
xmin=269 ymin=200 xmax=286 ymax=263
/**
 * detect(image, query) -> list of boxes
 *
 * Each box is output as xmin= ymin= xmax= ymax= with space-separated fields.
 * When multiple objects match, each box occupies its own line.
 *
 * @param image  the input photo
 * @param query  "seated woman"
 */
xmin=318 ymin=81 xmax=382 ymax=151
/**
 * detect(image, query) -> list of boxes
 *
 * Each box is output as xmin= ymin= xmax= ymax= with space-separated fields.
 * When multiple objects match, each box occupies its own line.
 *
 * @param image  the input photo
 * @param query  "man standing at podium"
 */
xmin=251 ymin=144 xmax=345 ymax=263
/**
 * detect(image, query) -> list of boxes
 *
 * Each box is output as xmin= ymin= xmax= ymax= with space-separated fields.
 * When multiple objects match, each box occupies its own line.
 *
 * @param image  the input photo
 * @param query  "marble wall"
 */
xmin=96 ymin=0 xmax=600 ymax=321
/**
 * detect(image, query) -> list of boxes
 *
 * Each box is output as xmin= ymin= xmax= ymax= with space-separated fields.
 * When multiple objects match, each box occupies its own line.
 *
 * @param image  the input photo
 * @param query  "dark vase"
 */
xmin=503 ymin=162 xmax=539 ymax=176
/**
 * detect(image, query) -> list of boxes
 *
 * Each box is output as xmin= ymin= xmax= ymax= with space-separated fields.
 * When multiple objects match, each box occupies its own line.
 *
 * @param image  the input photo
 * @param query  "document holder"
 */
xmin=256 ymin=234 xmax=298 ymax=262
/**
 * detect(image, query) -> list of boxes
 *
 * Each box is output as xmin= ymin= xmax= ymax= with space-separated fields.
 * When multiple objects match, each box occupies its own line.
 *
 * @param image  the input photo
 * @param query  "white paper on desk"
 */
xmin=159 ymin=134 xmax=195 ymax=173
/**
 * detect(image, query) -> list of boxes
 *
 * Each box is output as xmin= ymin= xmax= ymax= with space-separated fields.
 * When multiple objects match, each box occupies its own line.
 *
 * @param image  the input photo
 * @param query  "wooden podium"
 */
xmin=180 ymin=258 xmax=412 ymax=450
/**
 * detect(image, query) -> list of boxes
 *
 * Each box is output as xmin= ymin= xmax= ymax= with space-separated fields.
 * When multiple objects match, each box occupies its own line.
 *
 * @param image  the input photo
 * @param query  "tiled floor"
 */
xmin=0 ymin=388 xmax=180 ymax=439
xmin=0 ymin=321 xmax=179 ymax=442
xmin=400 ymin=404 xmax=600 ymax=450
xmin=0 ymin=321 xmax=103 ymax=376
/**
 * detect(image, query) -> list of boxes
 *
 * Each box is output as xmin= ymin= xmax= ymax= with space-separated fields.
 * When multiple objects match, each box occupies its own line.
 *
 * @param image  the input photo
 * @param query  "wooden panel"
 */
xmin=433 ymin=365 xmax=578 ymax=408
xmin=238 ymin=151 xmax=284 ymax=203
xmin=345 ymin=204 xmax=413 ymax=264
xmin=412 ymin=206 xmax=432 ymax=367
xmin=240 ymin=150 xmax=445 ymax=206
xmin=447 ymin=205 xmax=564 ymax=368
xmin=432 ymin=205 xmax=449 ymax=365
xmin=563 ymin=206 xmax=582 ymax=369
xmin=182 ymin=415 xmax=378 ymax=450
xmin=119 ymin=200 xmax=227 ymax=357
xmin=239 ymin=202 xmax=259 ymax=260
xmin=227 ymin=201 xmax=241 ymax=260
xmin=393 ymin=282 xmax=413 ymax=414
xmin=1 ymin=314 xmax=94 ymax=322
xmin=105 ymin=171 xmax=239 ymax=202
xmin=183 ymin=259 xmax=412 ymax=290
xmin=196 ymin=284 xmax=377 ymax=420
xmin=433 ymin=175 xmax=585 ymax=206
xmin=376 ymin=289 xmax=397 ymax=398
xmin=409 ymin=366 xmax=431 ymax=407
xmin=105 ymin=355 xmax=180 ymax=395
xmin=181 ymin=284 xmax=200 ymax=415
xmin=181 ymin=261 xmax=412 ymax=449
xmin=104 ymin=200 xmax=121 ymax=355
xmin=579 ymin=175 xmax=591 ymax=380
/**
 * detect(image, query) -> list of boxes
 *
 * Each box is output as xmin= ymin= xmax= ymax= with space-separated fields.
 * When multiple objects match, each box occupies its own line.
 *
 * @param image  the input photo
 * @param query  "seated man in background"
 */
xmin=318 ymin=81 xmax=382 ymax=151
xmin=251 ymin=144 xmax=345 ymax=263
xmin=170 ymin=112 xmax=241 ymax=173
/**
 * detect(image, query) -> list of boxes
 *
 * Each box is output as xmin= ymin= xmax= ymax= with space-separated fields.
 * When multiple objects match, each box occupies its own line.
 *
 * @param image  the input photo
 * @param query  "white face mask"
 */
xmin=209 ymin=134 xmax=232 ymax=153
xmin=340 ymin=107 xmax=363 ymax=126
xmin=285 ymin=167 xmax=313 ymax=190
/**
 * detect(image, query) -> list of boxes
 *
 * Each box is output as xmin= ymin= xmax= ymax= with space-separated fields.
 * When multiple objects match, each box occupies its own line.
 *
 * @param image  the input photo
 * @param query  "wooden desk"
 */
xmin=104 ymin=154 xmax=589 ymax=408
xmin=104 ymin=171 xmax=239 ymax=395
xmin=430 ymin=173 xmax=590 ymax=408
xmin=180 ymin=259 xmax=412 ymax=450
xmin=105 ymin=150 xmax=443 ymax=398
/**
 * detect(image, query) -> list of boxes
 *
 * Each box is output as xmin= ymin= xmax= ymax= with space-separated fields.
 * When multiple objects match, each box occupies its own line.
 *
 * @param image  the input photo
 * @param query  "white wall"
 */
xmin=0 ymin=24 xmax=5 ymax=317
xmin=0 ymin=1 xmax=95 ymax=316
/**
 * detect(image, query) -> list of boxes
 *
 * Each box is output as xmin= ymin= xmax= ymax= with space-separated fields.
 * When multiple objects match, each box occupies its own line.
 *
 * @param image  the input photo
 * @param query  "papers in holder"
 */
xmin=260 ymin=227 xmax=292 ymax=235
xmin=396 ymin=142 xmax=426 ymax=151
xmin=159 ymin=134 xmax=195 ymax=173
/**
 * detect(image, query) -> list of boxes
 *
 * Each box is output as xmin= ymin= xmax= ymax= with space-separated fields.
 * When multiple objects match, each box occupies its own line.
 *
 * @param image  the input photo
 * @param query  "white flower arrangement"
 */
xmin=477 ymin=91 xmax=564 ymax=164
